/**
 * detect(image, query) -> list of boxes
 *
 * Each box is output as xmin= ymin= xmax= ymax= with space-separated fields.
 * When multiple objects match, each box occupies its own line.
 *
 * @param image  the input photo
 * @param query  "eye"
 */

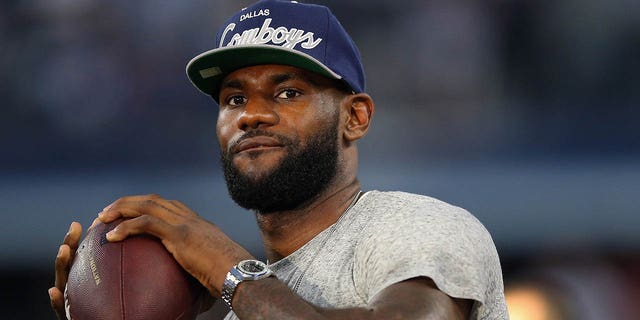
xmin=276 ymin=89 xmax=301 ymax=100
xmin=226 ymin=95 xmax=247 ymax=107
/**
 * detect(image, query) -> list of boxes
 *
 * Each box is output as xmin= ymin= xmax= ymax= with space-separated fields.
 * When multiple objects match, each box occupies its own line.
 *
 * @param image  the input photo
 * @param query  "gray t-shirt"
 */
xmin=225 ymin=190 xmax=508 ymax=319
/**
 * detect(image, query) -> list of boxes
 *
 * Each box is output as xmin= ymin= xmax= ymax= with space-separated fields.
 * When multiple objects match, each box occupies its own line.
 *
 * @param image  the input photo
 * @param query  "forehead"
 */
xmin=220 ymin=64 xmax=337 ymax=90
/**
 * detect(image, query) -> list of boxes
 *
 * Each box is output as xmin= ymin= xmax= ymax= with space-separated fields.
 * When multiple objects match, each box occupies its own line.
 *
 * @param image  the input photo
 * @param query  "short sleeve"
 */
xmin=352 ymin=194 xmax=504 ymax=313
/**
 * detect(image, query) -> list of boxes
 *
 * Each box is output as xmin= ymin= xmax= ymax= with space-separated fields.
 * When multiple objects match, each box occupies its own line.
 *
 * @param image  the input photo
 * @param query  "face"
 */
xmin=216 ymin=65 xmax=346 ymax=213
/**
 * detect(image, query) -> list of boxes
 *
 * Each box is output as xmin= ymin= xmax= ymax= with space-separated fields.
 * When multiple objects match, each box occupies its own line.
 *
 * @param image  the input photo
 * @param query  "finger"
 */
xmin=101 ymin=194 xmax=163 ymax=212
xmin=54 ymin=245 xmax=71 ymax=291
xmin=100 ymin=196 xmax=188 ymax=224
xmin=104 ymin=194 xmax=162 ymax=210
xmin=49 ymin=287 xmax=67 ymax=320
xmin=98 ymin=206 xmax=145 ymax=223
xmin=169 ymin=200 xmax=197 ymax=216
xmin=63 ymin=222 xmax=82 ymax=252
xmin=62 ymin=222 xmax=83 ymax=270
xmin=98 ymin=194 xmax=162 ymax=222
xmin=105 ymin=214 xmax=174 ymax=243
xmin=89 ymin=217 xmax=101 ymax=229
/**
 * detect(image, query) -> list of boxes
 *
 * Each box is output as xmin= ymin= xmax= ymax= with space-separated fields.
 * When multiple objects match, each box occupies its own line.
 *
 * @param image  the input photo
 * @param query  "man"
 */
xmin=49 ymin=1 xmax=508 ymax=319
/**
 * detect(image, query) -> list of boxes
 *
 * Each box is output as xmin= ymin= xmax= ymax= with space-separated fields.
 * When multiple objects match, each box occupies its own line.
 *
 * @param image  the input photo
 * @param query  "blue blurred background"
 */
xmin=1 ymin=0 xmax=639 ymax=319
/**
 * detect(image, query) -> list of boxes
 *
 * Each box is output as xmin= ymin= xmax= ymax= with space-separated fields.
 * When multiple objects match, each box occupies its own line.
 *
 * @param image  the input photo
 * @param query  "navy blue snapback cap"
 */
xmin=186 ymin=0 xmax=365 ymax=100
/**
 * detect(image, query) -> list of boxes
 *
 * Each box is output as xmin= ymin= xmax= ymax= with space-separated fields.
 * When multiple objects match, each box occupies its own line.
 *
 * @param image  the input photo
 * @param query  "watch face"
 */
xmin=238 ymin=260 xmax=266 ymax=274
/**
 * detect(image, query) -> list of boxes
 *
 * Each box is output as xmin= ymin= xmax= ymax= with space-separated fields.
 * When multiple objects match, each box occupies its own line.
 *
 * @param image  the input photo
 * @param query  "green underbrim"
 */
xmin=186 ymin=45 xmax=341 ymax=101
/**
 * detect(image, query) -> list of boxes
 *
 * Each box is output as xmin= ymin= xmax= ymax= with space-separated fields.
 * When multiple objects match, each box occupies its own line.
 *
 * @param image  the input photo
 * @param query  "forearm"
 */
xmin=230 ymin=277 xmax=372 ymax=320
xmin=229 ymin=277 xmax=470 ymax=320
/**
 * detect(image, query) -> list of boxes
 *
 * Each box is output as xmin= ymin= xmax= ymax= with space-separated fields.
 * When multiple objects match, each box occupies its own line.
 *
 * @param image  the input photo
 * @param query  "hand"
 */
xmin=48 ymin=220 xmax=86 ymax=320
xmin=97 ymin=194 xmax=254 ymax=297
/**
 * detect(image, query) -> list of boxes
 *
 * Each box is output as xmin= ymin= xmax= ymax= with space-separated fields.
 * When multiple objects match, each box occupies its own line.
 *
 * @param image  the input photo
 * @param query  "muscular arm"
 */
xmin=232 ymin=276 xmax=471 ymax=320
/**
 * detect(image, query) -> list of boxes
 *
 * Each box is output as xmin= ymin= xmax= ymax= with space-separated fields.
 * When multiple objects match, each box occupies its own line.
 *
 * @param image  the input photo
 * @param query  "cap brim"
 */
xmin=186 ymin=45 xmax=342 ymax=100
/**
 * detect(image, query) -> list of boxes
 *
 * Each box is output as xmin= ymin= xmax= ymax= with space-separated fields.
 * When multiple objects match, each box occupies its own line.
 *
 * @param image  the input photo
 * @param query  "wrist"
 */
xmin=221 ymin=259 xmax=274 ymax=309
xmin=203 ymin=245 xmax=255 ymax=296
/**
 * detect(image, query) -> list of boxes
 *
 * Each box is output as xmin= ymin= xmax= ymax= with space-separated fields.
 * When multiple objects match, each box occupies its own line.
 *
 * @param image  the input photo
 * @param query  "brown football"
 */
xmin=64 ymin=219 xmax=203 ymax=320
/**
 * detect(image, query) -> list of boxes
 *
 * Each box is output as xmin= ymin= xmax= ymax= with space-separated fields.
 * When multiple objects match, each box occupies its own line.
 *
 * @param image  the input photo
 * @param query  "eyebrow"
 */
xmin=271 ymin=72 xmax=298 ymax=85
xmin=219 ymin=79 xmax=243 ymax=91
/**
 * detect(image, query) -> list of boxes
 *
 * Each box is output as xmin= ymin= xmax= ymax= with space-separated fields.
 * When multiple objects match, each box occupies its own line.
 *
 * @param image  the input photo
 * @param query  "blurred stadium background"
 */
xmin=1 ymin=0 xmax=638 ymax=319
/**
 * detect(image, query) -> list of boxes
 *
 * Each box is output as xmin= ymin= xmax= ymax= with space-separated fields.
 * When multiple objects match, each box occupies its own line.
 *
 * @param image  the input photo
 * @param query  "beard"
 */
xmin=221 ymin=114 xmax=340 ymax=213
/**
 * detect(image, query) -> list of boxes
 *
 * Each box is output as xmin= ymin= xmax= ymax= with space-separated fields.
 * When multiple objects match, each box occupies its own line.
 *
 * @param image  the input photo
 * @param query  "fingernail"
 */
xmin=102 ymin=204 xmax=113 ymax=212
xmin=98 ymin=211 xmax=110 ymax=221
xmin=106 ymin=228 xmax=116 ymax=241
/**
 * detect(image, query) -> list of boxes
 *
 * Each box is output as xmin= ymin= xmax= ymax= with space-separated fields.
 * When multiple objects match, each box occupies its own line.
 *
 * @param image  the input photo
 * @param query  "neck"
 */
xmin=255 ymin=178 xmax=361 ymax=262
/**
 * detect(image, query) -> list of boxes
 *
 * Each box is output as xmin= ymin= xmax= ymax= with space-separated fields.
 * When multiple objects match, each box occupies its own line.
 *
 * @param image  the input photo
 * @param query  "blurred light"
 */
xmin=506 ymin=285 xmax=563 ymax=320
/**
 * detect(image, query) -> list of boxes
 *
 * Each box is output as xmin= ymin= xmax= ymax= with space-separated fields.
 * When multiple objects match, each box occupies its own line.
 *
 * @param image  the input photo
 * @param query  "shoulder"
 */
xmin=358 ymin=190 xmax=487 ymax=234
xmin=354 ymin=190 xmax=498 ymax=269
xmin=362 ymin=190 xmax=469 ymax=213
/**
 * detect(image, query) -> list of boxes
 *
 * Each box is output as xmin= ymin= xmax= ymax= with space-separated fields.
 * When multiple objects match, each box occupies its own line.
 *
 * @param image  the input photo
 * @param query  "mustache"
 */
xmin=227 ymin=130 xmax=295 ymax=154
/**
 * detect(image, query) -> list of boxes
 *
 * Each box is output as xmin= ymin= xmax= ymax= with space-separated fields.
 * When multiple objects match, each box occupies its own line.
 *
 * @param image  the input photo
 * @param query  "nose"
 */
xmin=237 ymin=97 xmax=278 ymax=130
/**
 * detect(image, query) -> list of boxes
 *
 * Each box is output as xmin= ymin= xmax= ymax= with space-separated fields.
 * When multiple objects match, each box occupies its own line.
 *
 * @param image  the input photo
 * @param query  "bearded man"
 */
xmin=49 ymin=1 xmax=508 ymax=319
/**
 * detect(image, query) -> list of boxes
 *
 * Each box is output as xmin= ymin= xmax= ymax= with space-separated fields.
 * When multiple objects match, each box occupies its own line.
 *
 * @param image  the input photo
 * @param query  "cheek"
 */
xmin=216 ymin=113 xmax=235 ymax=151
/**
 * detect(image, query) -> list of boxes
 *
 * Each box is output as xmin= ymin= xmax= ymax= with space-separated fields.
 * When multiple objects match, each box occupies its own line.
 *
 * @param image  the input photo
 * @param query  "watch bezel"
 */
xmin=236 ymin=259 xmax=270 ymax=277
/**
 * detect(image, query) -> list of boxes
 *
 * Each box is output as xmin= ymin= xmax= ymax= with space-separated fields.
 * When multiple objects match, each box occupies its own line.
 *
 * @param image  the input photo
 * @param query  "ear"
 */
xmin=342 ymin=93 xmax=374 ymax=142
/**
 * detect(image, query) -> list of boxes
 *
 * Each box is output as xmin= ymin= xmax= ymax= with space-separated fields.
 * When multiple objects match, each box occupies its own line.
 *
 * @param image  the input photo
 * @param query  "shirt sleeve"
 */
xmin=352 ymin=196 xmax=503 ymax=310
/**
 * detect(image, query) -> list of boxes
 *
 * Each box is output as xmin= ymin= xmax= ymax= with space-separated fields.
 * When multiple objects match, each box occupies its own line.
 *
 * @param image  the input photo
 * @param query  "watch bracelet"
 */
xmin=221 ymin=268 xmax=242 ymax=308
xmin=221 ymin=261 xmax=274 ymax=309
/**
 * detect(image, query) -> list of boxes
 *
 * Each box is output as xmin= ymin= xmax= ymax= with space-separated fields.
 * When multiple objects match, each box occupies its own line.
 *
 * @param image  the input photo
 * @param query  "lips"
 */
xmin=232 ymin=136 xmax=284 ymax=154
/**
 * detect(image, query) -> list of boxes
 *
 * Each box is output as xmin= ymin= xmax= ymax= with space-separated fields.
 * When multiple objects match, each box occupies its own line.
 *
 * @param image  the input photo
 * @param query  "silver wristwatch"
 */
xmin=221 ymin=259 xmax=274 ymax=309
